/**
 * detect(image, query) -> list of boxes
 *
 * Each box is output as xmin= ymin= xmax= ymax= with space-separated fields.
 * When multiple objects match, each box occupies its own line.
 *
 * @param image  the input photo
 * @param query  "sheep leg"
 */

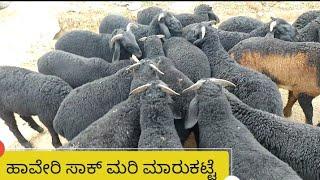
xmin=192 ymin=124 xmax=199 ymax=148
xmin=283 ymin=91 xmax=298 ymax=117
xmin=38 ymin=114 xmax=62 ymax=148
xmin=20 ymin=115 xmax=44 ymax=133
xmin=297 ymin=93 xmax=314 ymax=125
xmin=1 ymin=111 xmax=32 ymax=148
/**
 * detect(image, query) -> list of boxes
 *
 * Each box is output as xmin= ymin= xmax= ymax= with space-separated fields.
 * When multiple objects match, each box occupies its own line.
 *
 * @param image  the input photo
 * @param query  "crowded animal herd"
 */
xmin=1 ymin=4 xmax=320 ymax=179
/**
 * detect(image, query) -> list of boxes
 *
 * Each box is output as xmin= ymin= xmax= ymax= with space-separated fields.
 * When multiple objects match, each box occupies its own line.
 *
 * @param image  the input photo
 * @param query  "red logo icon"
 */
xmin=0 ymin=140 xmax=5 ymax=157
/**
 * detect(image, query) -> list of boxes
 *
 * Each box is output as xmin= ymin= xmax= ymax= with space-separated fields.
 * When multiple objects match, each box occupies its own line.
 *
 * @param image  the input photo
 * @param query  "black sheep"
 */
xmin=37 ymin=50 xmax=133 ymax=88
xmin=0 ymin=66 xmax=72 ymax=148
xmin=56 ymin=24 xmax=142 ymax=62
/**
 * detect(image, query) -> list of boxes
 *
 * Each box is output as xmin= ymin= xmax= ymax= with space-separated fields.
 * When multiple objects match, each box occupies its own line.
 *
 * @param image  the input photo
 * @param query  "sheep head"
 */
xmin=182 ymin=21 xmax=219 ymax=46
xmin=182 ymin=78 xmax=236 ymax=129
xmin=194 ymin=4 xmax=220 ymax=24
xmin=109 ymin=24 xmax=142 ymax=62
xmin=268 ymin=17 xmax=297 ymax=42
xmin=127 ymin=58 xmax=165 ymax=80
xmin=157 ymin=11 xmax=183 ymax=38
xmin=131 ymin=80 xmax=180 ymax=121
xmin=139 ymin=35 xmax=166 ymax=58
xmin=130 ymin=80 xmax=179 ymax=96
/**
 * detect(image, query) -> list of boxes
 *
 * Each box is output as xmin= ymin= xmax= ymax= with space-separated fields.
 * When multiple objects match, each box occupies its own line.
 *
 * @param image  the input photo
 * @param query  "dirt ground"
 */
xmin=1 ymin=1 xmax=320 ymax=149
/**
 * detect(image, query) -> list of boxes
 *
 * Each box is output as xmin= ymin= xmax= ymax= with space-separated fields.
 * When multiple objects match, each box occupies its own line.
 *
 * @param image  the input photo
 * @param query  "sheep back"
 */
xmin=163 ymin=37 xmax=211 ymax=83
xmin=64 ymin=95 xmax=141 ymax=149
xmin=0 ymin=66 xmax=72 ymax=118
xmin=38 ymin=50 xmax=132 ymax=88
xmin=53 ymin=67 xmax=133 ymax=140
xmin=218 ymin=16 xmax=264 ymax=33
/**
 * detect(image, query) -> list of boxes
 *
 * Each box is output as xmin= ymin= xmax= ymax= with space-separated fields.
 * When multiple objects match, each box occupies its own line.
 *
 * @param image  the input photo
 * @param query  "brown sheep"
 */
xmin=229 ymin=36 xmax=320 ymax=125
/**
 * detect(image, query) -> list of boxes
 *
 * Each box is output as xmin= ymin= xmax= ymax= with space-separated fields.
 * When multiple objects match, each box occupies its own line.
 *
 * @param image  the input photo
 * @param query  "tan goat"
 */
xmin=229 ymin=37 xmax=320 ymax=125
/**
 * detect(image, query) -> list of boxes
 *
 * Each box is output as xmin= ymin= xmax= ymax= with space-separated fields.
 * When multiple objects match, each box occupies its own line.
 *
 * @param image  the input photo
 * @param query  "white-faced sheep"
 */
xmin=225 ymin=90 xmax=320 ymax=180
xmin=183 ymin=23 xmax=284 ymax=116
xmin=218 ymin=16 xmax=264 ymax=33
xmin=132 ymin=80 xmax=183 ymax=149
xmin=183 ymin=78 xmax=301 ymax=180
xmin=55 ymin=24 xmax=142 ymax=62
xmin=37 ymin=50 xmax=134 ymax=88
xmin=0 ymin=66 xmax=72 ymax=148
xmin=229 ymin=36 xmax=320 ymax=125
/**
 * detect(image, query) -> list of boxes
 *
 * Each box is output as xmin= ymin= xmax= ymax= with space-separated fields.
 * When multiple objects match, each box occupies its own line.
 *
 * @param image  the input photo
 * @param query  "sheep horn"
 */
xmin=156 ymin=34 xmax=166 ymax=39
xmin=149 ymin=64 xmax=164 ymax=75
xmin=201 ymin=26 xmax=206 ymax=39
xmin=139 ymin=37 xmax=148 ymax=41
xmin=269 ymin=21 xmax=277 ymax=32
xmin=208 ymin=78 xmax=236 ymax=87
xmin=126 ymin=23 xmax=138 ymax=31
xmin=158 ymin=84 xmax=180 ymax=96
xmin=126 ymin=62 xmax=141 ymax=71
xmin=110 ymin=34 xmax=124 ymax=44
xmin=182 ymin=79 xmax=206 ymax=94
xmin=130 ymin=54 xmax=140 ymax=63
xmin=130 ymin=83 xmax=152 ymax=95
xmin=158 ymin=12 xmax=165 ymax=21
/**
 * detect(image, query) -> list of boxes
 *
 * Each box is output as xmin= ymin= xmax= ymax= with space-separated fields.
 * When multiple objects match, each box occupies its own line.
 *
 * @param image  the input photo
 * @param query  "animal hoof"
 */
xmin=22 ymin=142 xmax=33 ymax=149
xmin=283 ymin=108 xmax=292 ymax=117
xmin=53 ymin=142 xmax=62 ymax=148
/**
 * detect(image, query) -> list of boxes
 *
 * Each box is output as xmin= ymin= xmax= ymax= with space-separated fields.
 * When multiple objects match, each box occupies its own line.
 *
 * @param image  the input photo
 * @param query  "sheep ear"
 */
xmin=270 ymin=21 xmax=277 ymax=32
xmin=185 ymin=96 xmax=199 ymax=129
xmin=159 ymin=23 xmax=171 ymax=38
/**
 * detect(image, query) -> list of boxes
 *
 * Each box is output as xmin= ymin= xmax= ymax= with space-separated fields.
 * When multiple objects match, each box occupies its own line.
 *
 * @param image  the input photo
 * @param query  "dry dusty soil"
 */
xmin=0 ymin=1 xmax=319 ymax=149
